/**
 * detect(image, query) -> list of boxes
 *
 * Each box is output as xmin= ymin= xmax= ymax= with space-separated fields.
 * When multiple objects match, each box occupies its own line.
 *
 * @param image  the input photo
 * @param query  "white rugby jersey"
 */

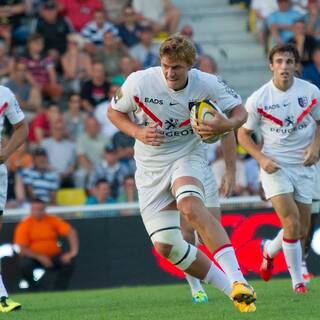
xmin=0 ymin=86 xmax=25 ymax=145
xmin=111 ymin=67 xmax=241 ymax=170
xmin=244 ymin=77 xmax=320 ymax=164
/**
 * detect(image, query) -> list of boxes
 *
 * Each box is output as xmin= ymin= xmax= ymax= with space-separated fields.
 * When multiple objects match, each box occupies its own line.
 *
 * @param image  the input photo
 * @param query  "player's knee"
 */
xmin=178 ymin=197 xmax=203 ymax=225
xmin=175 ymin=185 xmax=205 ymax=226
xmin=153 ymin=242 xmax=173 ymax=258
xmin=151 ymin=229 xmax=197 ymax=270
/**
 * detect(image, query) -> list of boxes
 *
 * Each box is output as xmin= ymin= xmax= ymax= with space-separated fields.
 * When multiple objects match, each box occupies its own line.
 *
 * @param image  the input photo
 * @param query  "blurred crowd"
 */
xmin=0 ymin=0 xmax=261 ymax=214
xmin=249 ymin=0 xmax=320 ymax=87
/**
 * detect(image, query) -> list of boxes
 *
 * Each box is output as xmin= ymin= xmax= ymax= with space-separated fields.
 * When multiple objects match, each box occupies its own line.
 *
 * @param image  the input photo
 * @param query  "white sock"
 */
xmin=0 ymin=275 xmax=8 ymax=298
xmin=282 ymin=239 xmax=304 ymax=287
xmin=213 ymin=245 xmax=246 ymax=284
xmin=203 ymin=263 xmax=231 ymax=296
xmin=265 ymin=229 xmax=284 ymax=258
xmin=185 ymin=274 xmax=204 ymax=295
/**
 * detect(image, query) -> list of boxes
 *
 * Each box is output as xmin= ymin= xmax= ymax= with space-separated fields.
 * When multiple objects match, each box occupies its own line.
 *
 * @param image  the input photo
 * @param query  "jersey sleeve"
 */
xmin=310 ymin=85 xmax=320 ymax=121
xmin=243 ymin=94 xmax=261 ymax=131
xmin=205 ymin=74 xmax=242 ymax=113
xmin=3 ymin=88 xmax=25 ymax=125
xmin=110 ymin=73 xmax=137 ymax=113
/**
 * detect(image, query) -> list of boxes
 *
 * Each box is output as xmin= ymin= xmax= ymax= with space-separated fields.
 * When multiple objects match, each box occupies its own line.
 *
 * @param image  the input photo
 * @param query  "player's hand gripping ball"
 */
xmin=189 ymin=99 xmax=227 ymax=143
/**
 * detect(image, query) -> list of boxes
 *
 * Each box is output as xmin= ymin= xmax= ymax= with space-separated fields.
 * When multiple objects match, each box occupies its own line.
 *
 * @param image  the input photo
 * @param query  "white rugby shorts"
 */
xmin=312 ymin=162 xmax=320 ymax=201
xmin=135 ymin=154 xmax=219 ymax=223
xmin=260 ymin=164 xmax=315 ymax=204
xmin=0 ymin=164 xmax=8 ymax=211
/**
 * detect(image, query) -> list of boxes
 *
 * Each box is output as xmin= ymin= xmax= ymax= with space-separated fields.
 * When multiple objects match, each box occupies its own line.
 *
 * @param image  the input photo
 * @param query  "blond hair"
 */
xmin=159 ymin=35 xmax=196 ymax=67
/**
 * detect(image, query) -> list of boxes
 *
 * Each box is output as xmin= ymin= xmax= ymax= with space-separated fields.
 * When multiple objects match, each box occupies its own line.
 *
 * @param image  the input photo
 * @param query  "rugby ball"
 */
xmin=189 ymin=99 xmax=227 ymax=143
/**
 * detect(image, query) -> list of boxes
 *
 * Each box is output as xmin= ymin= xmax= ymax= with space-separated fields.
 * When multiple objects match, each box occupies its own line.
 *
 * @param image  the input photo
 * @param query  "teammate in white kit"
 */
xmin=238 ymin=44 xmax=320 ymax=294
xmin=108 ymin=35 xmax=256 ymax=312
xmin=0 ymin=85 xmax=29 ymax=311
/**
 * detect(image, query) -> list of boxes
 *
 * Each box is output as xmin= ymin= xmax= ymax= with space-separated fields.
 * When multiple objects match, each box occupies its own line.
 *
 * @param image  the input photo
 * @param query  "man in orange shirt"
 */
xmin=14 ymin=198 xmax=79 ymax=291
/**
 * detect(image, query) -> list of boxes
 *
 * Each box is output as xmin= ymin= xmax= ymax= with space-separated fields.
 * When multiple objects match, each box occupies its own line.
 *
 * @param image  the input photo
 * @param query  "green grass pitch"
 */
xmin=5 ymin=278 xmax=320 ymax=319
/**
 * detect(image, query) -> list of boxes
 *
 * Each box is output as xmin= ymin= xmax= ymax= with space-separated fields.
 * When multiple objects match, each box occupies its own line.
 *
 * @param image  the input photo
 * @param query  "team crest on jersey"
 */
xmin=298 ymin=96 xmax=308 ymax=108
xmin=114 ymin=88 xmax=123 ymax=104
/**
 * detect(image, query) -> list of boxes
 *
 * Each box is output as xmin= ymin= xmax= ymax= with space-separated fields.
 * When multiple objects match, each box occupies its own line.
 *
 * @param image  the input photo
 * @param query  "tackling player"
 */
xmin=238 ymin=43 xmax=320 ymax=294
xmin=0 ymin=85 xmax=29 ymax=311
xmin=108 ymin=35 xmax=256 ymax=312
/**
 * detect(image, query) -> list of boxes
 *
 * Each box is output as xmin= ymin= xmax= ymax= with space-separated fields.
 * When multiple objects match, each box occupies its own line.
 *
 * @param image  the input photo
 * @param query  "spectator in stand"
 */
xmin=6 ymin=59 xmax=42 ymax=116
xmin=0 ymin=18 xmax=12 ymax=49
xmin=101 ymin=0 xmax=130 ymax=24
xmin=21 ymin=33 xmax=63 ymax=102
xmin=302 ymin=44 xmax=320 ymax=88
xmin=117 ymin=175 xmax=139 ymax=216
xmin=58 ymin=0 xmax=103 ymax=32
xmin=41 ymin=119 xmax=76 ymax=187
xmin=117 ymin=6 xmax=143 ymax=48
xmin=132 ymin=0 xmax=180 ymax=35
xmin=81 ymin=8 xmax=118 ymax=56
xmin=86 ymin=178 xmax=117 ymax=207
xmin=0 ymin=0 xmax=28 ymax=47
xmin=14 ymin=197 xmax=78 ymax=291
xmin=20 ymin=147 xmax=60 ymax=204
xmin=61 ymin=33 xmax=92 ymax=94
xmin=111 ymin=56 xmax=134 ymax=86
xmin=198 ymin=54 xmax=218 ymax=74
xmin=95 ymin=30 xmax=126 ymax=80
xmin=129 ymin=23 xmax=160 ymax=69
xmin=75 ymin=116 xmax=105 ymax=187
xmin=180 ymin=24 xmax=203 ymax=56
xmin=0 ymin=41 xmax=13 ymax=85
xmin=28 ymin=102 xmax=60 ymax=145
xmin=80 ymin=60 xmax=110 ymax=112
xmin=288 ymin=19 xmax=317 ymax=68
xmin=94 ymin=84 xmax=119 ymax=141
xmin=250 ymin=0 xmax=278 ymax=46
xmin=87 ymin=144 xmax=130 ymax=198
xmin=305 ymin=0 xmax=320 ymax=37
xmin=112 ymin=131 xmax=136 ymax=175
xmin=34 ymin=1 xmax=73 ymax=56
xmin=267 ymin=0 xmax=302 ymax=45
xmin=63 ymin=93 xmax=85 ymax=141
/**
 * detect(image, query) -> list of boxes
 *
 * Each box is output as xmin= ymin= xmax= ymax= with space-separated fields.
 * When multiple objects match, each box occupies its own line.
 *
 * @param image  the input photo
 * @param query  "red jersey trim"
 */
xmin=257 ymin=108 xmax=283 ymax=126
xmin=134 ymin=96 xmax=163 ymax=128
xmin=0 ymin=102 xmax=8 ymax=115
xmin=297 ymin=98 xmax=317 ymax=124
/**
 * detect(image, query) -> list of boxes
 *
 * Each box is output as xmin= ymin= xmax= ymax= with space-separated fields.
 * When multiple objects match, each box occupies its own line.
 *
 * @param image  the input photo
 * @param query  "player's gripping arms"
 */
xmin=108 ymin=106 xmax=247 ymax=147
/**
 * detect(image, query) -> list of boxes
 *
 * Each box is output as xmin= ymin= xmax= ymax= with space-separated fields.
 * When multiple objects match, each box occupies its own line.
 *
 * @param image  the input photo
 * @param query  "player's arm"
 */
xmin=108 ymin=106 xmax=164 ymax=146
xmin=220 ymin=131 xmax=236 ymax=197
xmin=303 ymin=120 xmax=320 ymax=166
xmin=195 ymin=104 xmax=247 ymax=138
xmin=0 ymin=120 xmax=28 ymax=164
xmin=237 ymin=127 xmax=279 ymax=173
